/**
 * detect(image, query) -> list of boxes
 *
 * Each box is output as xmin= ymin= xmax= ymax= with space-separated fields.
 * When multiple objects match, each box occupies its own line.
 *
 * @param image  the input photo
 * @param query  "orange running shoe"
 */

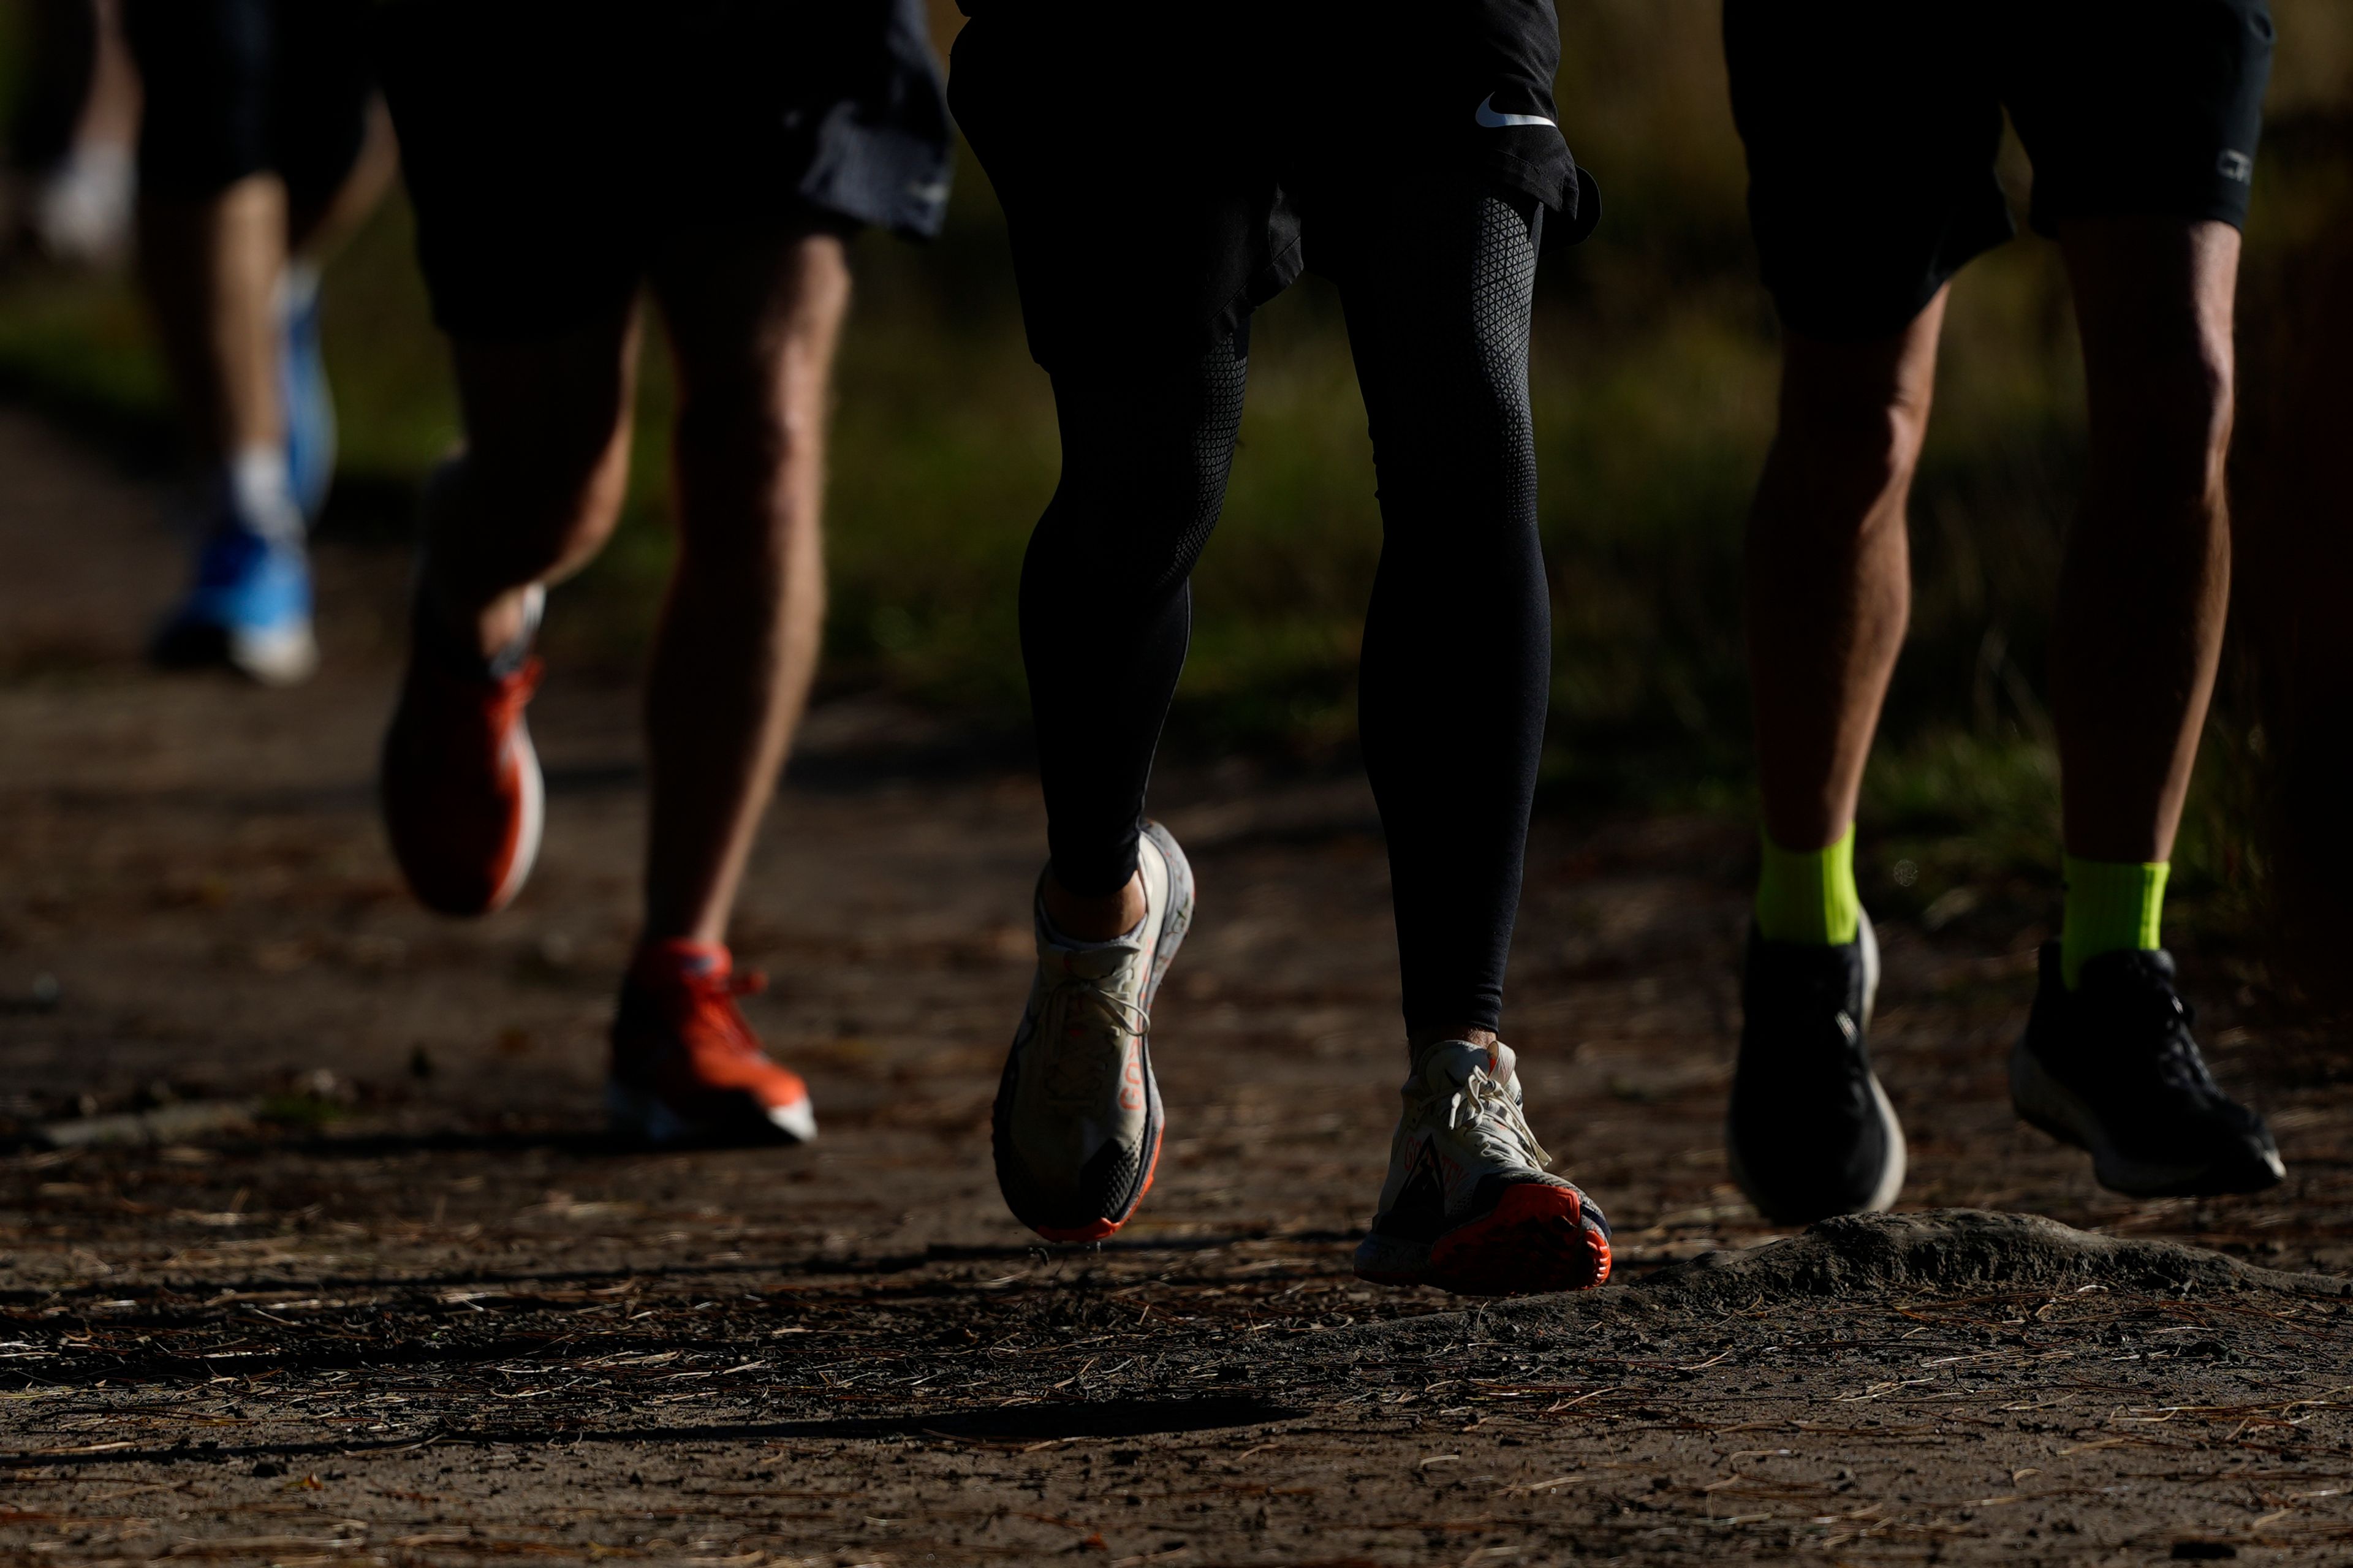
xmin=379 ymin=602 xmax=545 ymax=918
xmin=608 ymin=941 xmax=817 ymax=1146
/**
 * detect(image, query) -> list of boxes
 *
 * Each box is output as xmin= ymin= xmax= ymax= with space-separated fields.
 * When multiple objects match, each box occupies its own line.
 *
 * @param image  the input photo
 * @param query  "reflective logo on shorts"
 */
xmin=2217 ymin=150 xmax=2254 ymax=183
xmin=1475 ymin=94 xmax=1556 ymax=130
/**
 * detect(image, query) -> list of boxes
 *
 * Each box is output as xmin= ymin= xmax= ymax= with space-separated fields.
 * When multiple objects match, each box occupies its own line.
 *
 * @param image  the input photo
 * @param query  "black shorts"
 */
xmin=119 ymin=0 xmax=373 ymax=210
xmin=1724 ymin=0 xmax=2275 ymax=343
xmin=948 ymin=0 xmax=1597 ymax=368
xmin=374 ymin=0 xmax=952 ymax=342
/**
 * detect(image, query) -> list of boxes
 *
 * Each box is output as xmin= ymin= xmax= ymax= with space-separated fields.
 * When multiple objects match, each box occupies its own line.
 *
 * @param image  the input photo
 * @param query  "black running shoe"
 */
xmin=2010 ymin=944 xmax=2283 ymax=1197
xmin=1727 ymin=920 xmax=1907 ymax=1224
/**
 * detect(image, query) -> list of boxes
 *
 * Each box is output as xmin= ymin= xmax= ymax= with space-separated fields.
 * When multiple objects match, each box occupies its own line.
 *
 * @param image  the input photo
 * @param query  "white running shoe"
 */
xmin=1354 ymin=1038 xmax=1612 ymax=1296
xmin=992 ymin=820 xmax=1193 ymax=1243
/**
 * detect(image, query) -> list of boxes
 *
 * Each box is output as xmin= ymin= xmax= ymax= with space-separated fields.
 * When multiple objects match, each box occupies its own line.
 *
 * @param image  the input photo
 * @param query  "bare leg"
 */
xmin=137 ymin=176 xmax=286 ymax=461
xmin=423 ymin=305 xmax=642 ymax=656
xmin=639 ymin=231 xmax=851 ymax=947
xmin=286 ymin=99 xmax=397 ymax=264
xmin=1746 ymin=294 xmax=1947 ymax=851
xmin=2052 ymin=218 xmax=2240 ymax=864
xmin=78 ymin=0 xmax=140 ymax=150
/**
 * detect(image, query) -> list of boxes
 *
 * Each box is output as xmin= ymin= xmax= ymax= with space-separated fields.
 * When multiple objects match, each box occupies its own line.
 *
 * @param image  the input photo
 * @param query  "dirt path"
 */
xmin=1 ymin=409 xmax=2347 ymax=1564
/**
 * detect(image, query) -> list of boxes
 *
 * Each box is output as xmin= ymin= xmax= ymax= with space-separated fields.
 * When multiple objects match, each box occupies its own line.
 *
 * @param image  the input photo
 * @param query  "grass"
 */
xmin=0 ymin=0 xmax=2345 ymax=960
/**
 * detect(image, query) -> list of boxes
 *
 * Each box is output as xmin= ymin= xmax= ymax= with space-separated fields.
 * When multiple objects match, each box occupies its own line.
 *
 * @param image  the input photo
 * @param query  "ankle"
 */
xmin=1409 ymin=1026 xmax=1499 ymax=1054
xmin=633 ymin=937 xmax=731 ymax=986
xmin=417 ymin=580 xmax=542 ymax=674
xmin=1041 ymin=869 xmax=1145 ymax=944
xmin=2059 ymin=855 xmax=2168 ymax=989
xmin=1756 ymin=824 xmax=1863 ymax=945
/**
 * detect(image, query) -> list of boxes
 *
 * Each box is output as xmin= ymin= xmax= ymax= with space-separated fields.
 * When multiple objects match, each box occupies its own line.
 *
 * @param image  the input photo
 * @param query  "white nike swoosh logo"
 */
xmin=1476 ymin=94 xmax=1556 ymax=130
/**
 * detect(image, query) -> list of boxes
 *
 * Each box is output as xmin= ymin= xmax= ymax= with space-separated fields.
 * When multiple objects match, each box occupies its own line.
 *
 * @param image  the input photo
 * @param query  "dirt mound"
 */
xmin=1632 ymin=1207 xmax=2351 ymax=1307
xmin=1343 ymin=1208 xmax=2349 ymax=1355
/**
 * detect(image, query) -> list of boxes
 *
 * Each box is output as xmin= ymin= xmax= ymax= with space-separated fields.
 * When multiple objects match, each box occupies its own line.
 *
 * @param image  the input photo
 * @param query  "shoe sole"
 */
xmin=1726 ymin=1070 xmax=1908 ymax=1224
xmin=150 ymin=617 xmax=319 ymax=687
xmin=2008 ymin=1042 xmax=2284 ymax=1198
xmin=1726 ymin=918 xmax=1908 ymax=1224
xmin=227 ymin=621 xmax=320 ymax=687
xmin=1361 ymin=1184 xmax=1611 ymax=1297
xmin=388 ymin=710 xmax=545 ymax=918
xmin=1349 ymin=1230 xmax=1433 ymax=1287
xmin=483 ymin=718 xmax=545 ymax=915
xmin=605 ymin=1078 xmax=817 ymax=1148
xmin=995 ymin=819 xmax=1193 ymax=1243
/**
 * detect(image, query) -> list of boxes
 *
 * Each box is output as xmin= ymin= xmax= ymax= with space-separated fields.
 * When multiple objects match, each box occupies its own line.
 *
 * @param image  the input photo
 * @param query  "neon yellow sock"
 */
xmin=2061 ymin=855 xmax=2169 ymax=988
xmin=1756 ymin=825 xmax=1862 ymax=945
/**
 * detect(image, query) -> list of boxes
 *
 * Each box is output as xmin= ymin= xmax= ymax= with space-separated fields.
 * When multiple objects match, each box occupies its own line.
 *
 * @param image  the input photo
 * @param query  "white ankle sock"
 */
xmin=222 ymin=446 xmax=303 ymax=543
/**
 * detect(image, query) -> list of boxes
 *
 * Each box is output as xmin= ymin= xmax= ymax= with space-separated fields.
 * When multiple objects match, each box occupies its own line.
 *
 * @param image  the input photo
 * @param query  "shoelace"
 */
xmin=670 ymin=967 xmax=768 ymax=1058
xmin=1758 ymin=960 xmax=1870 ymax=1073
xmin=2118 ymin=976 xmax=2218 ymax=1097
xmin=1450 ymin=1064 xmax=1555 ymax=1173
xmin=1036 ymin=965 xmax=1151 ymax=1104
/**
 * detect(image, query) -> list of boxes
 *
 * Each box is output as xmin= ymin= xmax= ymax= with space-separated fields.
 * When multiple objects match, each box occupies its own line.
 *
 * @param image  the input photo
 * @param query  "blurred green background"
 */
xmin=0 ymin=1 xmax=2347 ymax=956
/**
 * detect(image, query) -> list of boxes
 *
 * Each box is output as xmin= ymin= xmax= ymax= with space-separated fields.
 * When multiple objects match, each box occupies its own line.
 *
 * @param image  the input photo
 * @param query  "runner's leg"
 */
xmin=376 ymin=308 xmax=637 ymax=918
xmin=986 ymin=341 xmax=1242 ymax=1235
xmin=639 ymin=229 xmax=852 ymax=947
xmin=419 ymin=306 xmax=641 ymax=655
xmin=2050 ymin=217 xmax=2237 ymax=871
xmin=135 ymin=176 xmax=286 ymax=463
xmin=1746 ymin=300 xmax=1945 ymax=862
xmin=1335 ymin=186 xmax=1612 ymax=1296
xmin=1719 ymin=305 xmax=1944 ymax=1225
xmin=124 ymin=0 xmax=377 ymax=678
xmin=2005 ymin=213 xmax=2278 ymax=1197
xmin=121 ymin=0 xmax=319 ymax=679
xmin=1336 ymin=188 xmax=1548 ymax=1049
xmin=1023 ymin=341 xmax=1251 ymax=939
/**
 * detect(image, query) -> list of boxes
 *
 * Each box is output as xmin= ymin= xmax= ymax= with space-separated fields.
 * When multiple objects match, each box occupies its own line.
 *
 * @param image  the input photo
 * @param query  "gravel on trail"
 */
xmin=1 ymin=407 xmax=2348 ymax=1564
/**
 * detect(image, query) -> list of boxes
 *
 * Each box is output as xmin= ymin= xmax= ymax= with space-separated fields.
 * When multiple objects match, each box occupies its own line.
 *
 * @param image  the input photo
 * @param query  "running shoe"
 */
xmin=379 ymin=593 xmax=544 ymax=917
xmin=993 ymin=820 xmax=1193 ymax=1243
xmin=1726 ymin=920 xmax=1906 ymax=1225
xmin=2010 ymin=943 xmax=2283 ymax=1197
xmin=608 ymin=942 xmax=816 ymax=1146
xmin=277 ymin=264 xmax=338 ymax=522
xmin=1355 ymin=1038 xmax=1612 ymax=1296
xmin=150 ymin=515 xmax=320 ymax=686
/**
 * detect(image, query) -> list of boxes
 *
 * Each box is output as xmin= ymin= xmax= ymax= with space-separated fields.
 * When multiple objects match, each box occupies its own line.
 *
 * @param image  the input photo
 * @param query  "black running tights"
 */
xmin=1021 ymin=191 xmax=1548 ymax=1036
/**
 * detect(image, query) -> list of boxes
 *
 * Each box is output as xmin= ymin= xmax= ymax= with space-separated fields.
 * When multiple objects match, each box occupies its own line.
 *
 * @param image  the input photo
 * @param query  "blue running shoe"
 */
xmin=278 ymin=265 xmax=337 ymax=522
xmin=151 ymin=520 xmax=320 ymax=686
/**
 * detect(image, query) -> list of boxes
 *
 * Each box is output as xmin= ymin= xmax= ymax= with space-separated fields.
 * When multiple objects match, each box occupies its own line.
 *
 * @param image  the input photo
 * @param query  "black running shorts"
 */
xmin=120 ymin=0 xmax=373 ymax=211
xmin=1724 ymin=0 xmax=2275 ymax=343
xmin=948 ymin=0 xmax=1598 ymax=368
xmin=374 ymin=0 xmax=952 ymax=342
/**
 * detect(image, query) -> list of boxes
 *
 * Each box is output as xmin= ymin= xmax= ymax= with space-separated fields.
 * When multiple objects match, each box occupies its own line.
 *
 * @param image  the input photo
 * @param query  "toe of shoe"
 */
xmin=762 ymin=1094 xmax=818 ymax=1143
xmin=993 ymin=1131 xmax=1157 ymax=1243
xmin=1425 ymin=1183 xmax=1611 ymax=1297
xmin=1727 ymin=1093 xmax=1903 ymax=1224
xmin=1352 ymin=1230 xmax=1433 ymax=1286
xmin=608 ymin=1078 xmax=816 ymax=1149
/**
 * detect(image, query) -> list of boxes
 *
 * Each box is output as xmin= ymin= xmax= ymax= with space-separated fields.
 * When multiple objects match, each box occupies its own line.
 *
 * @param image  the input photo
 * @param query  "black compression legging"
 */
xmin=1021 ymin=189 xmax=1548 ymax=1036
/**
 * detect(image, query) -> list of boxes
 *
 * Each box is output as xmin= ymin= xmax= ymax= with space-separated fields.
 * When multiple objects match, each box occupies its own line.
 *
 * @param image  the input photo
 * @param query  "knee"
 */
xmin=1366 ymin=360 xmax=1536 ymax=510
xmin=675 ymin=390 xmax=816 ymax=492
xmin=1777 ymin=368 xmax=1933 ymax=496
xmin=1751 ymin=363 xmax=1933 ymax=556
xmin=671 ymin=271 xmax=851 ymax=513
